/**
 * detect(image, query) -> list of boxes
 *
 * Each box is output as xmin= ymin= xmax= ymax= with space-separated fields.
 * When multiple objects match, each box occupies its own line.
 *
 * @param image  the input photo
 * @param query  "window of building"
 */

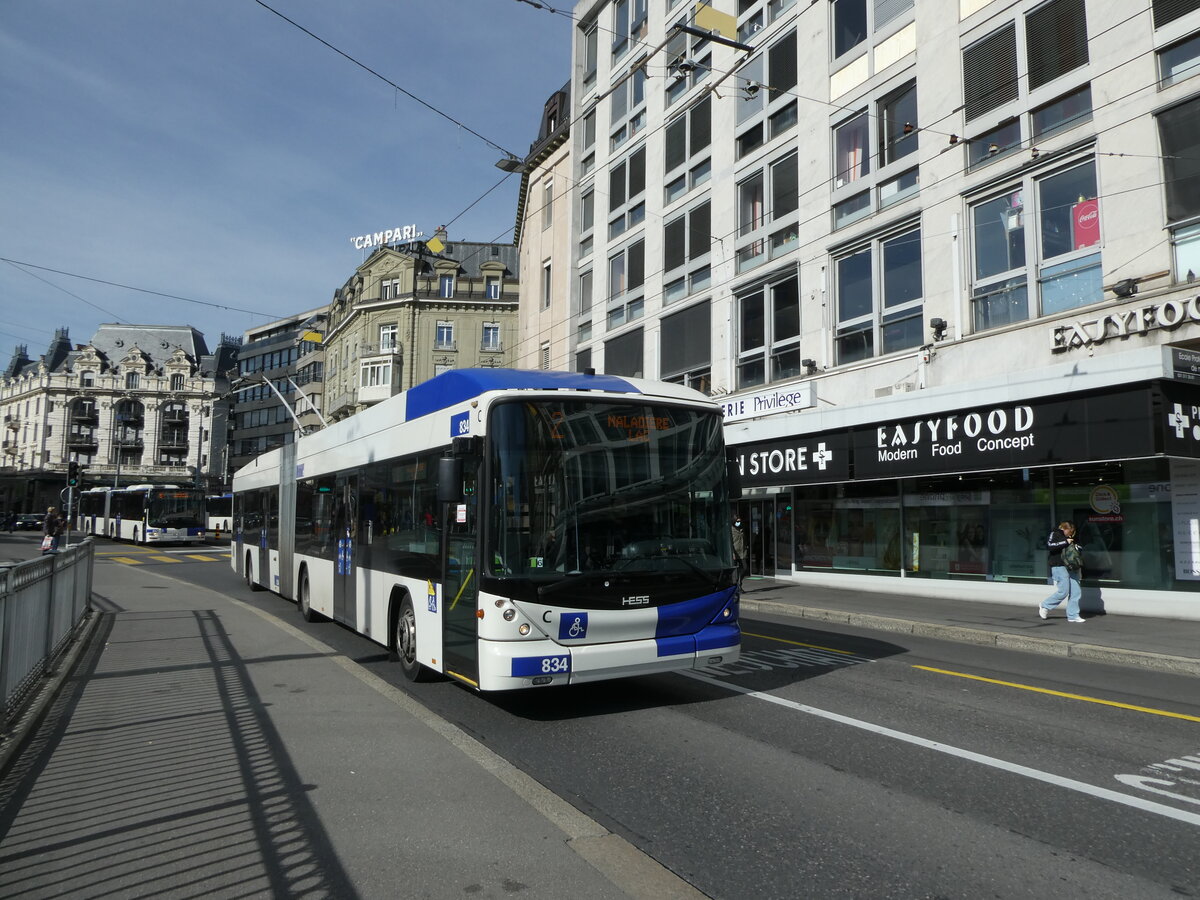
xmin=832 ymin=80 xmax=920 ymax=228
xmin=1159 ymin=32 xmax=1200 ymax=87
xmin=607 ymin=238 xmax=645 ymax=328
xmin=540 ymin=342 xmax=551 ymax=370
xmin=664 ymin=96 xmax=711 ymax=201
xmin=579 ymin=270 xmax=594 ymax=316
xmin=970 ymin=158 xmax=1101 ymax=331
xmin=580 ymin=188 xmax=595 ymax=256
xmin=737 ymin=275 xmax=801 ymax=388
xmin=485 ymin=276 xmax=501 ymax=300
xmin=80 ymin=371 xmax=94 ymax=387
xmin=435 ymin=321 xmax=455 ymax=350
xmin=962 ymin=1 xmax=1092 ymax=169
xmin=611 ymin=0 xmax=647 ymax=61
xmin=611 ymin=60 xmax=648 ymax=150
xmin=575 ymin=348 xmax=593 ymax=373
xmin=737 ymin=150 xmax=798 ymax=272
xmin=380 ymin=323 xmax=397 ymax=351
xmin=605 ymin=327 xmax=643 ymax=377
xmin=581 ymin=25 xmax=598 ymax=94
xmin=542 ymin=180 xmax=554 ymax=229
xmin=1158 ymin=96 xmax=1200 ymax=279
xmin=663 ymin=200 xmax=711 ymax=290
xmin=661 ymin=300 xmax=711 ymax=393
xmin=438 ymin=274 xmax=455 ymax=298
xmin=665 ymin=19 xmax=711 ymax=106
xmin=1154 ymin=0 xmax=1200 ymax=27
xmin=608 ymin=145 xmax=647 ymax=238
xmin=382 ymin=278 xmax=402 ymax=300
xmin=835 ymin=226 xmax=923 ymax=365
xmin=170 ymin=373 xmax=185 ymax=391
xmin=125 ymin=372 xmax=140 ymax=390
xmin=833 ymin=0 xmax=913 ymax=59
xmin=482 ymin=323 xmax=501 ymax=352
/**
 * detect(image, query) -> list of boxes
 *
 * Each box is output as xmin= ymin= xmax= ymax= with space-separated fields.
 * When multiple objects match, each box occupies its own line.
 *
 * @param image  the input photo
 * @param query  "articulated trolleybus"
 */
xmin=78 ymin=484 xmax=207 ymax=544
xmin=231 ymin=368 xmax=741 ymax=691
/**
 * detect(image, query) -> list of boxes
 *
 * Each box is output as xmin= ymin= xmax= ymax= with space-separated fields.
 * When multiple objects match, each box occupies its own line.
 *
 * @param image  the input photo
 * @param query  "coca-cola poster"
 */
xmin=1072 ymin=198 xmax=1100 ymax=249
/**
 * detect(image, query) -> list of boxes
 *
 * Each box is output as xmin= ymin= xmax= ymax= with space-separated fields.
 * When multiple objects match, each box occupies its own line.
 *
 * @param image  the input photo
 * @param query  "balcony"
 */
xmin=4 ymin=415 xmax=18 ymax=431
xmin=72 ymin=406 xmax=99 ymax=423
xmin=159 ymin=432 xmax=189 ymax=449
xmin=67 ymin=429 xmax=99 ymax=448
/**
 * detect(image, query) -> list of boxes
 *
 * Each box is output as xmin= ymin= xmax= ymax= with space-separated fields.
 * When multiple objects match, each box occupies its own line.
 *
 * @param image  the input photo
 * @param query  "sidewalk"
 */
xmin=738 ymin=576 xmax=1200 ymax=677
xmin=0 ymin=543 xmax=698 ymax=900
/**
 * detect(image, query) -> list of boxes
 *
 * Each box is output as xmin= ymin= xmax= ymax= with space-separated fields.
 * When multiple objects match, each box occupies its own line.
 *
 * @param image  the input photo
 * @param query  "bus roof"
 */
xmin=405 ymin=368 xmax=642 ymax=421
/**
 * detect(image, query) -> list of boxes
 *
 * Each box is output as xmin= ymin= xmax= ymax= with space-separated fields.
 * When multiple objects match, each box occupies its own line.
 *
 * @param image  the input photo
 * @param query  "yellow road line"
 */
xmin=185 ymin=554 xmax=219 ymax=562
xmin=742 ymin=630 xmax=855 ymax=655
xmin=146 ymin=555 xmax=178 ymax=563
xmin=914 ymin=665 xmax=1200 ymax=723
xmin=110 ymin=557 xmax=143 ymax=565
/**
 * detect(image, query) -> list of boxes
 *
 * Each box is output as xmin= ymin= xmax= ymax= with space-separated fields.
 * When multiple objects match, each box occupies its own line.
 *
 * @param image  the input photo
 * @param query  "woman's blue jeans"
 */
xmin=1043 ymin=565 xmax=1081 ymax=619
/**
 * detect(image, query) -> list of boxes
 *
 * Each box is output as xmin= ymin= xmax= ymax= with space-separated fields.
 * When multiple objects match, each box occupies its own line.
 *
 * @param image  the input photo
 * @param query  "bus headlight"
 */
xmin=503 ymin=608 xmax=516 ymax=621
xmin=518 ymin=623 xmax=530 ymax=635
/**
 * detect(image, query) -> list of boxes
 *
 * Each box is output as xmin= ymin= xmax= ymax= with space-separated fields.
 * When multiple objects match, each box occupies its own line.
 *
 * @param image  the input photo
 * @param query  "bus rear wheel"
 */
xmin=395 ymin=594 xmax=434 ymax=682
xmin=298 ymin=568 xmax=319 ymax=622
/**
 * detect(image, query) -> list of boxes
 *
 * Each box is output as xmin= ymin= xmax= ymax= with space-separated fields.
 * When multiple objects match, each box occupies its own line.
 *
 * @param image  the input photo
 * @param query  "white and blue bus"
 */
xmin=206 ymin=493 xmax=233 ymax=537
xmin=231 ymin=368 xmax=741 ymax=691
xmin=78 ymin=484 xmax=207 ymax=544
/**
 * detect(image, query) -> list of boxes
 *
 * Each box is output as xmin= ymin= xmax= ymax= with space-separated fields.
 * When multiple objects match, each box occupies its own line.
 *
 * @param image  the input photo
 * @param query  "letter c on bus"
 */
xmin=543 ymin=611 xmax=552 ymax=623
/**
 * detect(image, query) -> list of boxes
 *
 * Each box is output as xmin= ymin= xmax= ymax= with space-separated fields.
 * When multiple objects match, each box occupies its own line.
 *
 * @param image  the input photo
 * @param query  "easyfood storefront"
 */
xmin=729 ymin=379 xmax=1200 ymax=606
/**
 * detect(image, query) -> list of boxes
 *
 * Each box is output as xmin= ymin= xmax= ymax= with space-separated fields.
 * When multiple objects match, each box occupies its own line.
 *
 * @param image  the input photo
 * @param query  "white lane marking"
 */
xmin=685 ymin=672 xmax=1200 ymax=828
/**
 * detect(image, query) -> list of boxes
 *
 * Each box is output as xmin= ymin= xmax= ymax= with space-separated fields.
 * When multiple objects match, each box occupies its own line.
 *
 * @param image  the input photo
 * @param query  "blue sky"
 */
xmin=0 ymin=0 xmax=572 ymax=360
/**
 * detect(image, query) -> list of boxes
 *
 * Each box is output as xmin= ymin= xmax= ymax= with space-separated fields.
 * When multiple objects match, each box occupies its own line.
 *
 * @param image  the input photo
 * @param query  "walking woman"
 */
xmin=1040 ymin=521 xmax=1084 ymax=622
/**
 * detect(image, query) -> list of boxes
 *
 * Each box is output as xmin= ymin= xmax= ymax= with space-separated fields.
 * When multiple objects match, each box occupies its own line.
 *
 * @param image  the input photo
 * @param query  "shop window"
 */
xmin=834 ymin=225 xmax=923 ymax=365
xmin=970 ymin=158 xmax=1101 ymax=331
xmin=737 ymin=274 xmax=801 ymax=388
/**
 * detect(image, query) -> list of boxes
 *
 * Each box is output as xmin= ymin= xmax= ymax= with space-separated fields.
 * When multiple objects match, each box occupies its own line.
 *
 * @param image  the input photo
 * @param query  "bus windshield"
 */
xmin=148 ymin=491 xmax=205 ymax=528
xmin=487 ymin=398 xmax=732 ymax=587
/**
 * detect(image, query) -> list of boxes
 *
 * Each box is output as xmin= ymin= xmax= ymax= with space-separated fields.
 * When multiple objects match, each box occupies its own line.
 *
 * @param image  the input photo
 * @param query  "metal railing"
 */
xmin=1 ymin=539 xmax=94 ymax=728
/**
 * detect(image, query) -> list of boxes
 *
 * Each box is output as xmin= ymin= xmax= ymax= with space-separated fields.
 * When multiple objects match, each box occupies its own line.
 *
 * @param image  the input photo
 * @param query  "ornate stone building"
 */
xmin=0 ymin=324 xmax=237 ymax=515
xmin=322 ymin=227 xmax=520 ymax=422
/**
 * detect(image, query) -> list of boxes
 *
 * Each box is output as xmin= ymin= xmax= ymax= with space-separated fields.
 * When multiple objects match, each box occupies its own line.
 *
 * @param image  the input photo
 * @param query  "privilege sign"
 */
xmin=721 ymin=383 xmax=815 ymax=423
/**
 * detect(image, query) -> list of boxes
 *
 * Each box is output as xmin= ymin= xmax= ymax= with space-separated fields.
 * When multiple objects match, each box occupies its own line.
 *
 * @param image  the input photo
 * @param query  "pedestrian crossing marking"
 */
xmin=110 ymin=557 xmax=143 ymax=565
xmin=185 ymin=554 xmax=219 ymax=561
xmin=146 ymin=555 xmax=178 ymax=563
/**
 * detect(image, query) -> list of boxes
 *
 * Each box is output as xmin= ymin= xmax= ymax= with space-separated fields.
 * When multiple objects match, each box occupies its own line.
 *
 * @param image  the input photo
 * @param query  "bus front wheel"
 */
xmin=298 ymin=567 xmax=319 ymax=622
xmin=394 ymin=594 xmax=434 ymax=682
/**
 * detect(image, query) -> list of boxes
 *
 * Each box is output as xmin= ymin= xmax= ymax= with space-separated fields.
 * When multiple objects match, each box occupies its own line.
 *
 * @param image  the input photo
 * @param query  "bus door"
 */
xmin=737 ymin=497 xmax=778 ymax=579
xmin=440 ymin=457 xmax=479 ymax=684
xmin=333 ymin=473 xmax=358 ymax=627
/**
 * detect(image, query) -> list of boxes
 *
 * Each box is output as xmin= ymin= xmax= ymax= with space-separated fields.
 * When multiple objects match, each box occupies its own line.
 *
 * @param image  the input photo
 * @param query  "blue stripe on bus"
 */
xmin=654 ymin=624 xmax=740 ymax=658
xmin=404 ymin=368 xmax=641 ymax=421
xmin=654 ymin=588 xmax=737 ymax=638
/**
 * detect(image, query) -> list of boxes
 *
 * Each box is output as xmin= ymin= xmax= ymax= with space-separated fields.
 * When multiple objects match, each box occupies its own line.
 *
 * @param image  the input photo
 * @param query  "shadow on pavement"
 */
xmin=0 ymin=608 xmax=357 ymax=898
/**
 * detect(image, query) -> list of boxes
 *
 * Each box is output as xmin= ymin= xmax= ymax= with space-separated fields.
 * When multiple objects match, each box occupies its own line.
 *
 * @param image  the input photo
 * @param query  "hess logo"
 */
xmin=621 ymin=595 xmax=650 ymax=606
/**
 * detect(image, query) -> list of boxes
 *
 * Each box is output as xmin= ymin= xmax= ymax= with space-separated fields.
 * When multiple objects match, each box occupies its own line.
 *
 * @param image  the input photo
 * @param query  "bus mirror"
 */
xmin=437 ymin=457 xmax=462 ymax=504
xmin=726 ymin=450 xmax=743 ymax=500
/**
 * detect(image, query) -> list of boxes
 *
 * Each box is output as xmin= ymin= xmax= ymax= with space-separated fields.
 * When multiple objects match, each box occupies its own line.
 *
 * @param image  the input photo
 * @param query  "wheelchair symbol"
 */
xmin=558 ymin=612 xmax=588 ymax=641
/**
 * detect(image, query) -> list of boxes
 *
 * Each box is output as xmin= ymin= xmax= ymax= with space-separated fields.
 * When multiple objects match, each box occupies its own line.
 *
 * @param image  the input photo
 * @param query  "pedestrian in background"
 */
xmin=41 ymin=506 xmax=61 ymax=554
xmin=731 ymin=514 xmax=746 ymax=590
xmin=1040 ymin=520 xmax=1084 ymax=622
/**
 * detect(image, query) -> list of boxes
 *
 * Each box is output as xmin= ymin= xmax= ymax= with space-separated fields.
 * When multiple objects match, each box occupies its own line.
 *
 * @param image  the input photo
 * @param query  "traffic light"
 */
xmin=67 ymin=461 xmax=80 ymax=487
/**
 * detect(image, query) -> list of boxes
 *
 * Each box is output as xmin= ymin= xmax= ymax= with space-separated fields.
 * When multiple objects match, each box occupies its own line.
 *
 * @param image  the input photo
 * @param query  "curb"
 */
xmin=0 ymin=603 xmax=100 ymax=779
xmin=741 ymin=598 xmax=1200 ymax=678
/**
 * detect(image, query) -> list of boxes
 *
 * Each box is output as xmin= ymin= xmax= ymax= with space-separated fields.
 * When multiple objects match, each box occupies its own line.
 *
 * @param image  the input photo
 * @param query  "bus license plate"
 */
xmin=511 ymin=655 xmax=570 ymax=677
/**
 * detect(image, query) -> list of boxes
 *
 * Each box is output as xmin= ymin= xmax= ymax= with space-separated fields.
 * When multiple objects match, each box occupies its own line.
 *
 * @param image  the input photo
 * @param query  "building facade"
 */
xmin=322 ymin=229 xmax=520 ymax=421
xmin=561 ymin=0 xmax=1200 ymax=616
xmin=228 ymin=308 xmax=327 ymax=475
xmin=515 ymin=84 xmax=576 ymax=370
xmin=0 ymin=324 xmax=236 ymax=514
